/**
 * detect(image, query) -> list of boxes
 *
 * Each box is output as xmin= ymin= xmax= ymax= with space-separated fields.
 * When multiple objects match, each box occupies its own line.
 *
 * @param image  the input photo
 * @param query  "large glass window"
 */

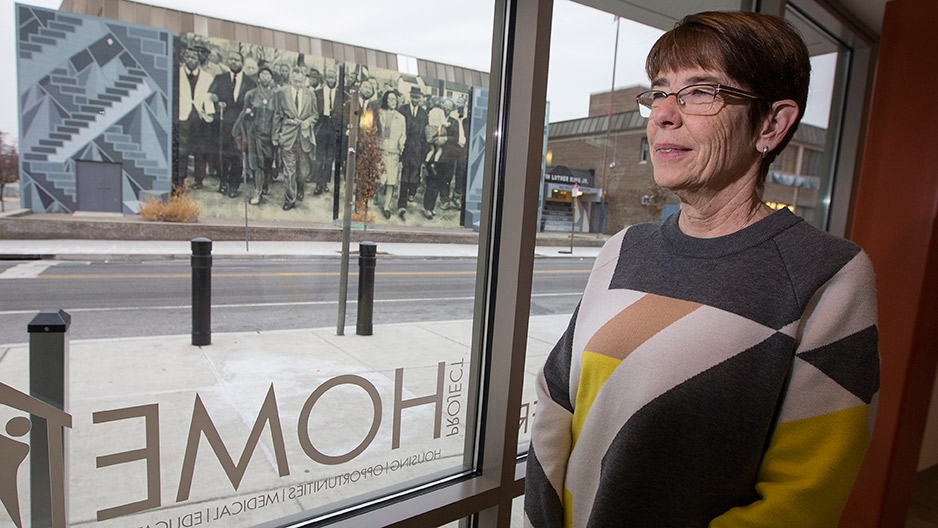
xmin=5 ymin=1 xmax=500 ymax=526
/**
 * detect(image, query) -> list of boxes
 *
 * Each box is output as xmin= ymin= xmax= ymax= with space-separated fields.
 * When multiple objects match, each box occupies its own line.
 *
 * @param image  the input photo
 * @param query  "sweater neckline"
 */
xmin=660 ymin=207 xmax=801 ymax=258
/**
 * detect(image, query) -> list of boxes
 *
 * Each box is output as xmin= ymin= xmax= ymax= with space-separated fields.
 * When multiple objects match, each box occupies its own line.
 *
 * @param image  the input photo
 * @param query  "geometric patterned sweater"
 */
xmin=524 ymin=208 xmax=879 ymax=527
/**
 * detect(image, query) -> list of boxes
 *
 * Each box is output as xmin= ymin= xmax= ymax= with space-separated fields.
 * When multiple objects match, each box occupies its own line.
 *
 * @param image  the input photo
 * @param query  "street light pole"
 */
xmin=598 ymin=16 xmax=621 ymax=237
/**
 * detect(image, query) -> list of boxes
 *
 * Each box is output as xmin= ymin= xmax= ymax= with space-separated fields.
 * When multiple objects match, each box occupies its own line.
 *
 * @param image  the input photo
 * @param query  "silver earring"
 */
xmin=761 ymin=145 xmax=769 ymax=159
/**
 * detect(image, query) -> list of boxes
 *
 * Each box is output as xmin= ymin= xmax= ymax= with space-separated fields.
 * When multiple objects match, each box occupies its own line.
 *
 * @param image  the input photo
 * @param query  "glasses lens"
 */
xmin=678 ymin=85 xmax=718 ymax=115
xmin=636 ymin=91 xmax=660 ymax=118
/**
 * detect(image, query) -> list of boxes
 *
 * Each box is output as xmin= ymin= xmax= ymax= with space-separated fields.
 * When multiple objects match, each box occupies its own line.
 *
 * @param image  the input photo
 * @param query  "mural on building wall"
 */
xmin=175 ymin=33 xmax=475 ymax=227
xmin=16 ymin=4 xmax=174 ymax=214
xmin=463 ymin=87 xmax=487 ymax=231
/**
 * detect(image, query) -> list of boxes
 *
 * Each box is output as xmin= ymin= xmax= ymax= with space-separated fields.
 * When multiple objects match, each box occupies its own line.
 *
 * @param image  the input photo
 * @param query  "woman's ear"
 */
xmin=758 ymin=99 xmax=800 ymax=152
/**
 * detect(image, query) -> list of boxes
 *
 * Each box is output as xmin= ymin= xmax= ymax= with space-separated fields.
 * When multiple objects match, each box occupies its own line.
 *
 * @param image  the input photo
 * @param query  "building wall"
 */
xmin=59 ymin=0 xmax=489 ymax=90
xmin=587 ymin=85 xmax=647 ymax=117
xmin=16 ymin=4 xmax=174 ymax=213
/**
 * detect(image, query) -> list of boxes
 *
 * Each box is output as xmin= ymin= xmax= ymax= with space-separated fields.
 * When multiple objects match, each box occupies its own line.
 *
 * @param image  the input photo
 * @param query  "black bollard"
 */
xmin=28 ymin=308 xmax=71 ymax=528
xmin=356 ymin=241 xmax=377 ymax=336
xmin=191 ymin=237 xmax=212 ymax=346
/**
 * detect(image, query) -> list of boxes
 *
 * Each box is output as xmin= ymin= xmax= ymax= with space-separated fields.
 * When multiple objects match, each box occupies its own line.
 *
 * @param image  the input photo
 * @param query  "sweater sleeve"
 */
xmin=711 ymin=251 xmax=880 ymax=528
xmin=525 ymin=307 xmax=578 ymax=528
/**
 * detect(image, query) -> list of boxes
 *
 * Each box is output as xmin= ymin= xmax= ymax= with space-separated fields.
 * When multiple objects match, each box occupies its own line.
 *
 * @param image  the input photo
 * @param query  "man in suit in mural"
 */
xmin=177 ymin=47 xmax=215 ymax=192
xmin=209 ymin=51 xmax=257 ymax=198
xmin=312 ymin=66 xmax=340 ymax=196
xmin=236 ymin=66 xmax=278 ymax=205
xmin=273 ymin=65 xmax=319 ymax=211
xmin=397 ymin=86 xmax=429 ymax=220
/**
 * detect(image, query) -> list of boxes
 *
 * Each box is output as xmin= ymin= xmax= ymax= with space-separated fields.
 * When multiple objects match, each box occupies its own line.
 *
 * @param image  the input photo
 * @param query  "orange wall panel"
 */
xmin=842 ymin=0 xmax=938 ymax=525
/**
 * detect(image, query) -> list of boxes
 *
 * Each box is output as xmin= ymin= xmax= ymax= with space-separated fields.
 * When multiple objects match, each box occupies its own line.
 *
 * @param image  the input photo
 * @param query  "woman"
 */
xmin=524 ymin=11 xmax=879 ymax=528
xmin=377 ymin=90 xmax=406 ymax=220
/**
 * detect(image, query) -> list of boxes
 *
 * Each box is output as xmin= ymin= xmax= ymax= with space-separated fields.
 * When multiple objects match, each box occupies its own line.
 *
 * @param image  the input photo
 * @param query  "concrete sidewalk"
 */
xmin=0 ymin=315 xmax=562 ymax=527
xmin=0 ymin=238 xmax=601 ymax=260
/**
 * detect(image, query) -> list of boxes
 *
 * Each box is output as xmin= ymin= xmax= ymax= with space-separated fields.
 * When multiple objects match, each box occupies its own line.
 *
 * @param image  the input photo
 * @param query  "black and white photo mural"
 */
xmin=175 ymin=33 xmax=476 ymax=228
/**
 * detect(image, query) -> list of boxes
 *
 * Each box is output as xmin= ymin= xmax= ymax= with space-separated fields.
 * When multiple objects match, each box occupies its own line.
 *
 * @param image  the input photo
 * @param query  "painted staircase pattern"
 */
xmin=17 ymin=5 xmax=172 ymax=213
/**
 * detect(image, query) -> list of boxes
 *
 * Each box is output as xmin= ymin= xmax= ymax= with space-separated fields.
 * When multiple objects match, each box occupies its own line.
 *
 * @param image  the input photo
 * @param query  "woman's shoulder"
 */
xmin=594 ymin=221 xmax=662 ymax=268
xmin=775 ymin=214 xmax=865 ymax=267
xmin=770 ymin=212 xmax=875 ymax=297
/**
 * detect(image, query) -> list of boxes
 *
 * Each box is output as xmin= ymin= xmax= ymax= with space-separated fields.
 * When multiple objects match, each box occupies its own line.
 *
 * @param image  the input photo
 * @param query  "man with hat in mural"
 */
xmin=176 ymin=45 xmax=215 ymax=192
xmin=235 ymin=65 xmax=278 ymax=205
xmin=397 ymin=86 xmax=429 ymax=220
xmin=209 ymin=50 xmax=257 ymax=198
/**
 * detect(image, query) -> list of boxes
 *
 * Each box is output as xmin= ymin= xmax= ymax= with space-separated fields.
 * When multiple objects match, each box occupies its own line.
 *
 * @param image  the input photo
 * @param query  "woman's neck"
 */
xmin=675 ymin=183 xmax=771 ymax=238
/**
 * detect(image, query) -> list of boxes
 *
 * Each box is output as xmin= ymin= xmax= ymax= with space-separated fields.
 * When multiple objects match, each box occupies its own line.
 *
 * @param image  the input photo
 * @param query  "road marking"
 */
xmin=34 ymin=269 xmax=591 ymax=280
xmin=0 ymin=261 xmax=60 ymax=279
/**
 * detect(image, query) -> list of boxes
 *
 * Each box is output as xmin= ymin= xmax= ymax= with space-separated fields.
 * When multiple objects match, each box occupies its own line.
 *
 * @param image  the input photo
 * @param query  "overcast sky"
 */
xmin=1 ymin=0 xmax=833 ymax=146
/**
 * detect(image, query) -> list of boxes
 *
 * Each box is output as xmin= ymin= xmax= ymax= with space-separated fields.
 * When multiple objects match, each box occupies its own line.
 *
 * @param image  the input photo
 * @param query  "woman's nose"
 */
xmin=651 ymin=94 xmax=682 ymax=127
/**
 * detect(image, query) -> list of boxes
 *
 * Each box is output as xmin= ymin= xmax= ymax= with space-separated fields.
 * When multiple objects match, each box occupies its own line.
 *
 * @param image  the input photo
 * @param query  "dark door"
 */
xmin=76 ymin=161 xmax=122 ymax=213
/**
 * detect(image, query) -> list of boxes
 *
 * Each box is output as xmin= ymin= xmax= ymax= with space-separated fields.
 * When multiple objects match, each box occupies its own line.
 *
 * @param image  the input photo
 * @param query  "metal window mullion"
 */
xmin=475 ymin=0 xmax=554 ymax=524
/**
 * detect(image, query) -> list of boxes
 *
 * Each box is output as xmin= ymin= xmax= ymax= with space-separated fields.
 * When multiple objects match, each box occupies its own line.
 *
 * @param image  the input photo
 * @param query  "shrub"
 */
xmin=139 ymin=187 xmax=200 ymax=223
xmin=353 ymin=115 xmax=384 ymax=224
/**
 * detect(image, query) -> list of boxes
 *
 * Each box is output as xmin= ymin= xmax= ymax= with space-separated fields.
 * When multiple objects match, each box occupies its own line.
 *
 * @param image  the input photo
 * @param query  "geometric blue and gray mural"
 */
xmin=464 ymin=87 xmax=487 ymax=231
xmin=16 ymin=4 xmax=173 ymax=213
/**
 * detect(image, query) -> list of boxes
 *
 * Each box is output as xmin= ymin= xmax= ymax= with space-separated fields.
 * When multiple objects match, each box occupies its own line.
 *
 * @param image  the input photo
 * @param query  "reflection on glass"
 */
xmin=764 ymin=8 xmax=846 ymax=229
xmin=521 ymin=0 xmax=663 ymax=454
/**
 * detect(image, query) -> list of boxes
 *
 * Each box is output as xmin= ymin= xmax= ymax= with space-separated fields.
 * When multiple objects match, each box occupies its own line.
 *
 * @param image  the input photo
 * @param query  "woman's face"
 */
xmin=387 ymin=92 xmax=398 ymax=109
xmin=646 ymin=67 xmax=761 ymax=197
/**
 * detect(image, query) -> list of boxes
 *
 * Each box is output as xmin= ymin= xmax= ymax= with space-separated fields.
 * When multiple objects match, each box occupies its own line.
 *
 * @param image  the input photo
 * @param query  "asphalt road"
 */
xmin=0 ymin=257 xmax=594 ymax=342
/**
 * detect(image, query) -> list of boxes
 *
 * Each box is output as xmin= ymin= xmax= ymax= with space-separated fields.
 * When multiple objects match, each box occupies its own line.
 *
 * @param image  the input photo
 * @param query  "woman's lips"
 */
xmin=654 ymin=143 xmax=691 ymax=159
xmin=655 ymin=143 xmax=690 ymax=153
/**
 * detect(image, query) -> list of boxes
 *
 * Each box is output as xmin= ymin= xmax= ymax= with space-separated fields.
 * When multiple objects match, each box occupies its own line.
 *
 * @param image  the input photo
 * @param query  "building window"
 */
xmin=640 ymin=137 xmax=649 ymax=163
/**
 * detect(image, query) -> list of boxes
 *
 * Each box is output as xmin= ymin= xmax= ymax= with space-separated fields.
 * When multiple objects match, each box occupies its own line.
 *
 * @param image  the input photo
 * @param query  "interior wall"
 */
xmin=919 ymin=365 xmax=938 ymax=471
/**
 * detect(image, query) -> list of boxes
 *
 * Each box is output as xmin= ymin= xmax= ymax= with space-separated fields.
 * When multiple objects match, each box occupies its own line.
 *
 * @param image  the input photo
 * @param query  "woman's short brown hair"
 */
xmin=645 ymin=11 xmax=811 ymax=181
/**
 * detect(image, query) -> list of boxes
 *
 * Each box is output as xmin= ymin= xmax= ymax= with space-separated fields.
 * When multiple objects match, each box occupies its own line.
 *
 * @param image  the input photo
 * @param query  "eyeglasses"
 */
xmin=635 ymin=84 xmax=762 ymax=118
